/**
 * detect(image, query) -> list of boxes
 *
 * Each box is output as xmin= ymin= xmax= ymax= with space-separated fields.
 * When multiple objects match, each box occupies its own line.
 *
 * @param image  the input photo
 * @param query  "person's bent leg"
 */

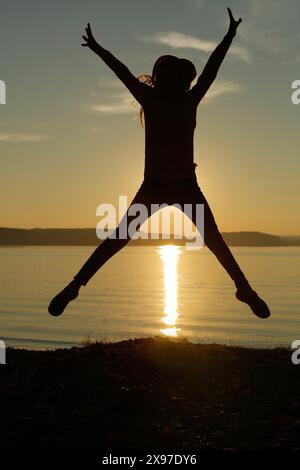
xmin=203 ymin=222 xmax=270 ymax=319
xmin=48 ymin=226 xmax=136 ymax=316
xmin=183 ymin=184 xmax=250 ymax=289
xmin=73 ymin=221 xmax=137 ymax=287
xmin=73 ymin=183 xmax=158 ymax=286
xmin=185 ymin=185 xmax=270 ymax=318
xmin=48 ymin=183 xmax=154 ymax=316
xmin=202 ymin=212 xmax=250 ymax=290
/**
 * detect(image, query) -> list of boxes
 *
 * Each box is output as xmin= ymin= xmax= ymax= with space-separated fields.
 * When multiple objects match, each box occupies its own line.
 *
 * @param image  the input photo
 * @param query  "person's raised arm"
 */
xmin=188 ymin=8 xmax=242 ymax=105
xmin=82 ymin=23 xmax=153 ymax=105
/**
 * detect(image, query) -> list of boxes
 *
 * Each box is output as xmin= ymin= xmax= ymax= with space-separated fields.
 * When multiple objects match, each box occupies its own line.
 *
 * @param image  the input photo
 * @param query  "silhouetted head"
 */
xmin=136 ymin=55 xmax=197 ymax=126
xmin=152 ymin=55 xmax=197 ymax=95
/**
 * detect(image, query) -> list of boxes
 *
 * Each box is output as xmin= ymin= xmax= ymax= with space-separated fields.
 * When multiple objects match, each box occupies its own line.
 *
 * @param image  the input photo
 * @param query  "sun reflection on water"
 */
xmin=159 ymin=245 xmax=181 ymax=337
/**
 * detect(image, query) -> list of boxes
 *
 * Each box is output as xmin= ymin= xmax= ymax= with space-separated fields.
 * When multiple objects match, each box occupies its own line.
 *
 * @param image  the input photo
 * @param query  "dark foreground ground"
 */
xmin=1 ymin=336 xmax=300 ymax=450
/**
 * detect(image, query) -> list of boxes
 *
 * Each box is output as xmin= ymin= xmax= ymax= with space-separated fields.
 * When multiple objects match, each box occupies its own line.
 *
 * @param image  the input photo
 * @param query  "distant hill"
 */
xmin=0 ymin=228 xmax=299 ymax=246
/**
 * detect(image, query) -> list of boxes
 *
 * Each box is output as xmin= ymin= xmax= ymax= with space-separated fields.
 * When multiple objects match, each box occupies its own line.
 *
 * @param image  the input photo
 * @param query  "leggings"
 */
xmin=73 ymin=177 xmax=250 ymax=289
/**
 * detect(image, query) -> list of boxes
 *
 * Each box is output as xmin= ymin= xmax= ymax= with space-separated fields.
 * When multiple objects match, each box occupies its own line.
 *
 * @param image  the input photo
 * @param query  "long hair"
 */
xmin=135 ymin=55 xmax=197 ymax=127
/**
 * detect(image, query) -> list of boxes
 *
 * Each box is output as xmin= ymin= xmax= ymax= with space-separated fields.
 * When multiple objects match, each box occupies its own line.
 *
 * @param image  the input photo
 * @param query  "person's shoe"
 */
xmin=235 ymin=286 xmax=271 ymax=319
xmin=48 ymin=280 xmax=80 ymax=316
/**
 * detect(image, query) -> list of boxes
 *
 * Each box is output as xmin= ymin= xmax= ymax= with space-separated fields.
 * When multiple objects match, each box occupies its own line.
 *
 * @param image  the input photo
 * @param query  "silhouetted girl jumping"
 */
xmin=49 ymin=8 xmax=270 ymax=319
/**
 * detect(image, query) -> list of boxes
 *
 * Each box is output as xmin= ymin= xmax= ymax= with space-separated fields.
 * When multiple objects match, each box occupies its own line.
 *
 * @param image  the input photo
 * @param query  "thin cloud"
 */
xmin=203 ymin=80 xmax=245 ymax=103
xmin=140 ymin=31 xmax=251 ymax=62
xmin=190 ymin=0 xmax=300 ymax=62
xmin=89 ymin=92 xmax=138 ymax=115
xmin=238 ymin=0 xmax=300 ymax=59
xmin=0 ymin=133 xmax=49 ymax=142
xmin=88 ymin=80 xmax=243 ymax=115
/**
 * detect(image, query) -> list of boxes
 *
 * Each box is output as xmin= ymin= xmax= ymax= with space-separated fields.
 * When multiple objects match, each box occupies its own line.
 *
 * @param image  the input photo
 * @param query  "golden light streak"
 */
xmin=159 ymin=245 xmax=181 ymax=337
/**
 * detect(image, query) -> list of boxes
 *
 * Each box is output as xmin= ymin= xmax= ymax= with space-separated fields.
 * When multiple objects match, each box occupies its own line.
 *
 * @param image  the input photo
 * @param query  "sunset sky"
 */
xmin=0 ymin=0 xmax=299 ymax=234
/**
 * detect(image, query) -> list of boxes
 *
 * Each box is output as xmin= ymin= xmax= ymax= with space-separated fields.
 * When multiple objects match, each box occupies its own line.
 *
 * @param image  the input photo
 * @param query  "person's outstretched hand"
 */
xmin=81 ymin=23 xmax=99 ymax=52
xmin=227 ymin=7 xmax=242 ymax=36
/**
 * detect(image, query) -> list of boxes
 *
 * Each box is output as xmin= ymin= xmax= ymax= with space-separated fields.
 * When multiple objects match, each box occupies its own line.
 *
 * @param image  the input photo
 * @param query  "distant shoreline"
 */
xmin=0 ymin=227 xmax=299 ymax=247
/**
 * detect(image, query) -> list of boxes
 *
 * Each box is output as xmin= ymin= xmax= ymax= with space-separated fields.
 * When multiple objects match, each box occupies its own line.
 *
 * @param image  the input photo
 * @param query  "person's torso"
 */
xmin=143 ymin=92 xmax=197 ymax=181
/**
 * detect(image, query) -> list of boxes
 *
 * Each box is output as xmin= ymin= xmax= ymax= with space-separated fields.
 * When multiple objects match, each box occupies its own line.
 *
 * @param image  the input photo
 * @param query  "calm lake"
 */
xmin=0 ymin=246 xmax=299 ymax=350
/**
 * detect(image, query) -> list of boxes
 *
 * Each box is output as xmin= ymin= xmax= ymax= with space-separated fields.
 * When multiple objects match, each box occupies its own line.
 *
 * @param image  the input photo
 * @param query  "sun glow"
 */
xmin=159 ymin=245 xmax=181 ymax=337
